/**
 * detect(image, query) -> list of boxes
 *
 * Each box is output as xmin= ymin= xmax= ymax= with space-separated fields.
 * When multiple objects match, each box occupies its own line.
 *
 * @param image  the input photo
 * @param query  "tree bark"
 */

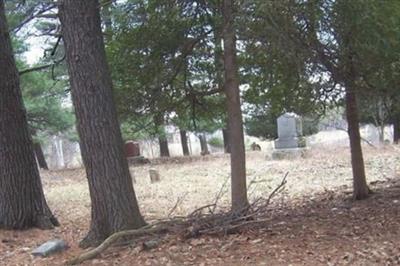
xmin=393 ymin=115 xmax=400 ymax=144
xmin=180 ymin=130 xmax=190 ymax=156
xmin=59 ymin=0 xmax=145 ymax=248
xmin=345 ymin=86 xmax=370 ymax=200
xmin=378 ymin=100 xmax=385 ymax=143
xmin=379 ymin=124 xmax=385 ymax=143
xmin=213 ymin=12 xmax=224 ymax=93
xmin=199 ymin=133 xmax=209 ymax=155
xmin=0 ymin=0 xmax=58 ymax=229
xmin=158 ymin=137 xmax=170 ymax=157
xmin=154 ymin=114 xmax=170 ymax=157
xmin=223 ymin=0 xmax=249 ymax=211
xmin=213 ymin=14 xmax=231 ymax=155
xmin=34 ymin=142 xmax=49 ymax=170
xmin=222 ymin=128 xmax=231 ymax=153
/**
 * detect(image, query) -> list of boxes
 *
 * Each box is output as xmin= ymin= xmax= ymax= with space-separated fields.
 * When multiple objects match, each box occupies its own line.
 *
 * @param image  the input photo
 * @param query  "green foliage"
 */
xmin=240 ymin=1 xmax=327 ymax=131
xmin=6 ymin=0 xmax=400 ymax=148
xmin=3 ymin=0 xmax=74 ymax=144
xmin=245 ymin=111 xmax=319 ymax=140
xmin=208 ymin=136 xmax=224 ymax=148
xmin=120 ymin=116 xmax=156 ymax=141
xmin=302 ymin=117 xmax=319 ymax=136
xmin=20 ymin=68 xmax=75 ymax=140
xmin=106 ymin=0 xmax=226 ymax=138
xmin=351 ymin=0 xmax=400 ymax=128
xmin=241 ymin=0 xmax=400 ymax=135
xmin=244 ymin=109 xmax=277 ymax=140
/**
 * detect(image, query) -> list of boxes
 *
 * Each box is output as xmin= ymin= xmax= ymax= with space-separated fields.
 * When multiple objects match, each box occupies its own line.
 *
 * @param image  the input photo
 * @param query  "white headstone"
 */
xmin=277 ymin=113 xmax=302 ymax=139
xmin=274 ymin=113 xmax=305 ymax=149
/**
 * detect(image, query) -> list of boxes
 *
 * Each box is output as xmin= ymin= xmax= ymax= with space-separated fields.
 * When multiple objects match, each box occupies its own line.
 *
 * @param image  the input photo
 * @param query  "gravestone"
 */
xmin=272 ymin=113 xmax=308 ymax=159
xmin=124 ymin=141 xmax=140 ymax=157
xmin=31 ymin=239 xmax=68 ymax=257
xmin=149 ymin=168 xmax=160 ymax=183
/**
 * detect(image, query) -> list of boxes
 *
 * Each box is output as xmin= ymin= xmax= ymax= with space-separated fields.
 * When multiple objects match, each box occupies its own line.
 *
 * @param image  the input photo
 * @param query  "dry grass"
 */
xmin=42 ymin=145 xmax=400 ymax=221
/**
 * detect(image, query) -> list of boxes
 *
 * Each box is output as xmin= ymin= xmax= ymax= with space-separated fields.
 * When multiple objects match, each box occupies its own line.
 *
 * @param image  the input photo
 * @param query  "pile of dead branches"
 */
xmin=183 ymin=173 xmax=288 ymax=237
xmin=67 ymin=174 xmax=288 ymax=265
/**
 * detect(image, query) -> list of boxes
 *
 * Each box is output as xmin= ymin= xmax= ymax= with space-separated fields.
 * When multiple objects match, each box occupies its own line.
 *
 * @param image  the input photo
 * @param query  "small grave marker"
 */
xmin=149 ymin=168 xmax=160 ymax=183
xmin=31 ymin=239 xmax=68 ymax=257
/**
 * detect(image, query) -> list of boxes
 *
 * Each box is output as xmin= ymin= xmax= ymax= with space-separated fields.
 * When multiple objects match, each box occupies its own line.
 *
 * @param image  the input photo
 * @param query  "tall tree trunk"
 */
xmin=213 ymin=13 xmax=231 ymax=155
xmin=199 ymin=133 xmax=209 ymax=155
xmin=345 ymin=86 xmax=370 ymax=200
xmin=0 ymin=0 xmax=58 ymax=229
xmin=59 ymin=0 xmax=145 ymax=248
xmin=393 ymin=115 xmax=400 ymax=144
xmin=222 ymin=128 xmax=231 ymax=153
xmin=34 ymin=142 xmax=49 ymax=170
xmin=213 ymin=13 xmax=224 ymax=91
xmin=223 ymin=0 xmax=249 ymax=211
xmin=154 ymin=114 xmax=170 ymax=157
xmin=180 ymin=129 xmax=190 ymax=156
xmin=379 ymin=124 xmax=385 ymax=143
xmin=378 ymin=100 xmax=385 ymax=143
xmin=158 ymin=137 xmax=170 ymax=157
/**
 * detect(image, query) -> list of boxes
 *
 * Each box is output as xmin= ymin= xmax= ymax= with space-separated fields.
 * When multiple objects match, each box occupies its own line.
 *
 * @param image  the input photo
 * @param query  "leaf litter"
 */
xmin=0 ymin=145 xmax=399 ymax=265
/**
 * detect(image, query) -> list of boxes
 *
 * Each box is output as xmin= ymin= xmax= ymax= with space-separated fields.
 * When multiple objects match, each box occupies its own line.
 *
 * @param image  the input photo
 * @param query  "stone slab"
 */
xmin=127 ymin=155 xmax=150 ymax=165
xmin=271 ymin=147 xmax=310 ymax=160
xmin=31 ymin=239 xmax=68 ymax=257
xmin=274 ymin=137 xmax=306 ymax=149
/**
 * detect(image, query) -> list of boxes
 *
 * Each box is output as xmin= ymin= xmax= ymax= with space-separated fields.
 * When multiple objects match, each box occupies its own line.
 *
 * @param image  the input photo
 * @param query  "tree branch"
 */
xmin=19 ymin=55 xmax=65 ymax=76
xmin=10 ymin=3 xmax=56 ymax=34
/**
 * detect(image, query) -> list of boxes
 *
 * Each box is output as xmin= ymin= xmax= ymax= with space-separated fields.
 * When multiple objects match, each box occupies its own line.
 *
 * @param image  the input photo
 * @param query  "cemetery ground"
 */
xmin=1 ymin=145 xmax=400 ymax=265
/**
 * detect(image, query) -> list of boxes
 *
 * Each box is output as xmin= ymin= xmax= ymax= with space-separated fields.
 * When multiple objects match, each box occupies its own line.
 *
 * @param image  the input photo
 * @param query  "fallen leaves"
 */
xmin=1 ymin=147 xmax=400 ymax=265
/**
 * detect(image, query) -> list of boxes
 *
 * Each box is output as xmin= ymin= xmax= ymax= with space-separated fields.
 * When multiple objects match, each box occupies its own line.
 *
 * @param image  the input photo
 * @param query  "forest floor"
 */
xmin=1 ymin=145 xmax=400 ymax=265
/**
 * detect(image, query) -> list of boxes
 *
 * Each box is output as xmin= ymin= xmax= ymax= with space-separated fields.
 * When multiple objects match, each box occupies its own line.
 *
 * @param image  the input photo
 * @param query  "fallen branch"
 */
xmin=67 ymin=222 xmax=171 ymax=265
xmin=265 ymin=172 xmax=288 ymax=207
xmin=211 ymin=175 xmax=230 ymax=213
xmin=67 ymin=173 xmax=288 ymax=265
xmin=189 ymin=204 xmax=216 ymax=217
xmin=168 ymin=192 xmax=189 ymax=217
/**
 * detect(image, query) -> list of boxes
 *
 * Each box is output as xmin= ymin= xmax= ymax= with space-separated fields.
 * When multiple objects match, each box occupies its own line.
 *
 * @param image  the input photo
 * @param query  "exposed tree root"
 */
xmin=35 ymin=213 xmax=59 ymax=230
xmin=67 ymin=223 xmax=170 ymax=265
